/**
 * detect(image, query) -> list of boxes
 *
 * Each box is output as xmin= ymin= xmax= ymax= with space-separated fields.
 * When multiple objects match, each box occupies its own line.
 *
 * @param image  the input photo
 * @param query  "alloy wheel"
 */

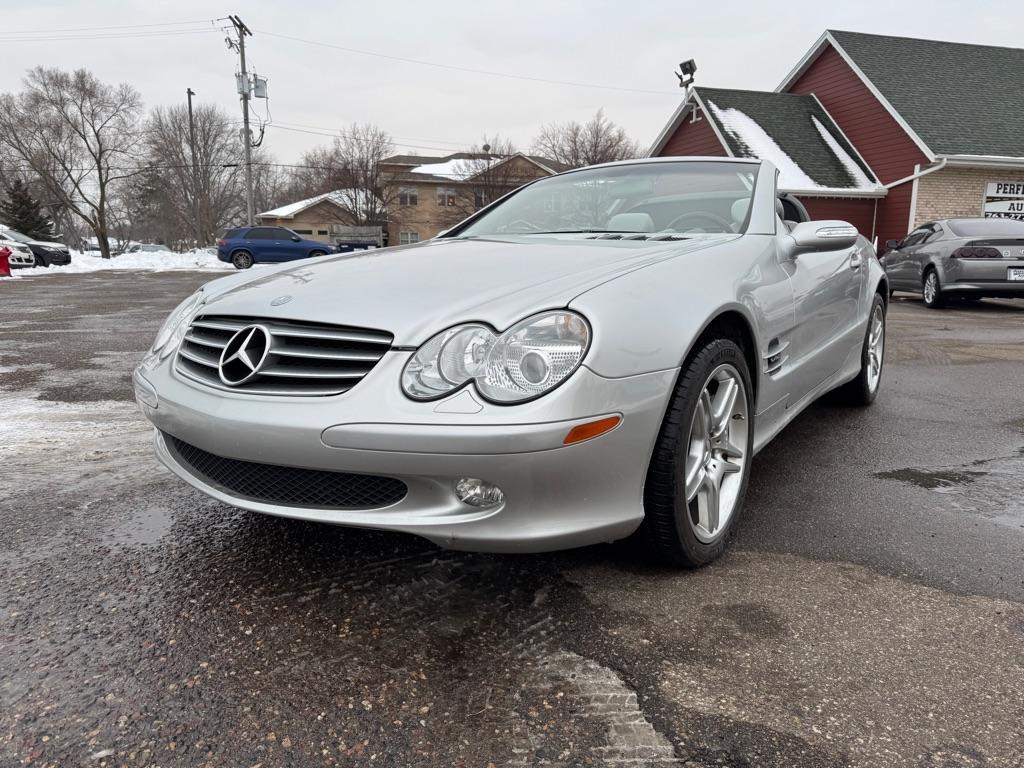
xmin=866 ymin=304 xmax=885 ymax=393
xmin=683 ymin=363 xmax=749 ymax=543
xmin=924 ymin=272 xmax=938 ymax=304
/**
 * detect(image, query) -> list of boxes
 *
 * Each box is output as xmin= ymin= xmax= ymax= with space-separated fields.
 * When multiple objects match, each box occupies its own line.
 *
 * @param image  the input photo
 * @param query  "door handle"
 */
xmin=849 ymin=253 xmax=863 ymax=270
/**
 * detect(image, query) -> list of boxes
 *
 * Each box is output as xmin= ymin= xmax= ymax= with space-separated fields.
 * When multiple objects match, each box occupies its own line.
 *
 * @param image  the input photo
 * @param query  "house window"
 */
xmin=293 ymin=229 xmax=313 ymax=235
xmin=399 ymin=187 xmax=418 ymax=206
xmin=437 ymin=187 xmax=457 ymax=207
xmin=474 ymin=190 xmax=487 ymax=209
xmin=399 ymin=231 xmax=420 ymax=245
xmin=317 ymin=230 xmax=328 ymax=235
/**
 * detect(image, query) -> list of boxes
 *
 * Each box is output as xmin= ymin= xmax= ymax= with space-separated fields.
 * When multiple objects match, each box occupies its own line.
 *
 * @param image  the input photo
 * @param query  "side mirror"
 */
xmin=786 ymin=220 xmax=859 ymax=255
xmin=291 ymin=235 xmax=301 ymax=242
xmin=885 ymin=239 xmax=900 ymax=251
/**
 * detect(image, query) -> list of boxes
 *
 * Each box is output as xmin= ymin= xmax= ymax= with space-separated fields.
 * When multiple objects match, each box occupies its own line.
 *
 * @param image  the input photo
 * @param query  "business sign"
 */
xmin=984 ymin=181 xmax=1024 ymax=220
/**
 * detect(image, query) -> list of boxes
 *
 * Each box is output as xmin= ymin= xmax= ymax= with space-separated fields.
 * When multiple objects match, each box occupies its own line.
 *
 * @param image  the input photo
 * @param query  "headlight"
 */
xmin=401 ymin=310 xmax=590 ymax=404
xmin=150 ymin=290 xmax=205 ymax=358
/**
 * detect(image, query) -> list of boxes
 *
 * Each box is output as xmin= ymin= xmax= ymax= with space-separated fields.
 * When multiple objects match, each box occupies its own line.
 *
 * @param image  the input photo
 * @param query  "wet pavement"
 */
xmin=1 ymin=272 xmax=1022 ymax=767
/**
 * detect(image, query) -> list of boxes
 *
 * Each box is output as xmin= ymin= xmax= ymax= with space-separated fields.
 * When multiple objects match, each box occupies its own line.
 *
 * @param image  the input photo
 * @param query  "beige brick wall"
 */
xmin=913 ymin=166 xmax=1010 ymax=227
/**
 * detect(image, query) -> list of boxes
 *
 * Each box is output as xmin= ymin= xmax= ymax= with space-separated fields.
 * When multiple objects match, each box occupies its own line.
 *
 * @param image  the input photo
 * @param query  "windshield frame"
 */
xmin=441 ymin=159 xmax=762 ymax=240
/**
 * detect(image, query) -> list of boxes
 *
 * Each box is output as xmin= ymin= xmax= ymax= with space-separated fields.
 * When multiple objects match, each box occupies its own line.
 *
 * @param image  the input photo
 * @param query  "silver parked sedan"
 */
xmin=883 ymin=217 xmax=1024 ymax=307
xmin=134 ymin=158 xmax=888 ymax=567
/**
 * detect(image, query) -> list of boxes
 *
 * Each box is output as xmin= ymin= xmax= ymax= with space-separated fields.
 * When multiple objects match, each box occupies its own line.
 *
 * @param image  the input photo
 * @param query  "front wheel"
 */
xmin=309 ymin=250 xmax=326 ymax=258
xmin=642 ymin=338 xmax=754 ymax=568
xmin=33 ymin=254 xmax=49 ymax=268
xmin=834 ymin=294 xmax=886 ymax=406
xmin=923 ymin=269 xmax=944 ymax=308
xmin=231 ymin=250 xmax=254 ymax=270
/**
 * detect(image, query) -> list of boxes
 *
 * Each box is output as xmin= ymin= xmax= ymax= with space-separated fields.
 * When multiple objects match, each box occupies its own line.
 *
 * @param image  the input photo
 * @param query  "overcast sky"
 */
xmin=1 ymin=0 xmax=1020 ymax=164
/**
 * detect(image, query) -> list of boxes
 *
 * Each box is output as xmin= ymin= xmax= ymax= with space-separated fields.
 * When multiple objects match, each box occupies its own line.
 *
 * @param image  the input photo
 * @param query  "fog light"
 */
xmin=455 ymin=477 xmax=505 ymax=507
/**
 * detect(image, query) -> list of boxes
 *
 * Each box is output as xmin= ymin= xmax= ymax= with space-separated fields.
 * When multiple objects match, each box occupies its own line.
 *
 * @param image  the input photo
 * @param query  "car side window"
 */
xmin=902 ymin=226 xmax=933 ymax=247
xmin=245 ymin=228 xmax=277 ymax=240
xmin=923 ymin=225 xmax=944 ymax=243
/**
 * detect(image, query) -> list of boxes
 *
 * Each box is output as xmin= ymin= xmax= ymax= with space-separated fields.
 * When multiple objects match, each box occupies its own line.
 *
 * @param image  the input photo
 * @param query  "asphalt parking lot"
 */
xmin=2 ymin=271 xmax=1023 ymax=768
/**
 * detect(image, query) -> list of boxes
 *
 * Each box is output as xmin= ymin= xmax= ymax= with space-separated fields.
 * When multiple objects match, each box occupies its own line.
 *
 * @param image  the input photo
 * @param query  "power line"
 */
xmin=2 ymin=19 xmax=215 ymax=34
xmin=0 ymin=29 xmax=219 ymax=43
xmin=256 ymin=30 xmax=678 ymax=96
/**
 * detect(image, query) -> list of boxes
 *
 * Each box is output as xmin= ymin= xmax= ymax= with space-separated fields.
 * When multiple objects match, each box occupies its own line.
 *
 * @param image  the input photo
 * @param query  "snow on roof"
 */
xmin=810 ymin=116 xmax=875 ymax=190
xmin=707 ymin=100 xmax=820 ymax=189
xmin=409 ymin=158 xmax=474 ymax=179
xmin=258 ymin=189 xmax=366 ymax=219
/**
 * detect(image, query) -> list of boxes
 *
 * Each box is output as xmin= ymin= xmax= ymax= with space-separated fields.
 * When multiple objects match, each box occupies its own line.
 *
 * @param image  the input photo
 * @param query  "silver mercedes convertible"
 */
xmin=134 ymin=158 xmax=888 ymax=567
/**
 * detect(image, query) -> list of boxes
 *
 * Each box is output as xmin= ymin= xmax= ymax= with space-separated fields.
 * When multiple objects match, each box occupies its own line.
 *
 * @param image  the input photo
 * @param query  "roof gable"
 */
xmin=696 ymin=87 xmax=881 ymax=192
xmin=782 ymin=30 xmax=1024 ymax=159
xmin=830 ymin=30 xmax=1024 ymax=158
xmin=258 ymin=189 xmax=375 ymax=219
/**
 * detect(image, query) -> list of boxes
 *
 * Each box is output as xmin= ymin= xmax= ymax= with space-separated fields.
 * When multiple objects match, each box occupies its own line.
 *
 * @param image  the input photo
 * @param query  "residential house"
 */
xmin=257 ymin=189 xmax=381 ymax=246
xmin=381 ymin=152 xmax=568 ymax=245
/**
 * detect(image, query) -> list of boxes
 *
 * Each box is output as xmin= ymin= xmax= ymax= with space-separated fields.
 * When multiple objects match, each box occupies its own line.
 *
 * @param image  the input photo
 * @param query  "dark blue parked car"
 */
xmin=216 ymin=226 xmax=339 ymax=269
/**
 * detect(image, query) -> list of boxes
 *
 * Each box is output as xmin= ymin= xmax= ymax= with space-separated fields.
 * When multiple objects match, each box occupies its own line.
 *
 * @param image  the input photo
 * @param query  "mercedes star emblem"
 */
xmin=218 ymin=325 xmax=272 ymax=386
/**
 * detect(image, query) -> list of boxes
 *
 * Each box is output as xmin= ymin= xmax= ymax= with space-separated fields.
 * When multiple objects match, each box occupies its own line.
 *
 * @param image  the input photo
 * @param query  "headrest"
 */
xmin=731 ymin=198 xmax=750 ymax=226
xmin=606 ymin=212 xmax=655 ymax=233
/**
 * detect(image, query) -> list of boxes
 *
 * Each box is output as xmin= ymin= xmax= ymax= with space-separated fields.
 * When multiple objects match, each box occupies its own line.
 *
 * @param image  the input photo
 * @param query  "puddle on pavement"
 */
xmin=875 ymin=468 xmax=986 ymax=490
xmin=103 ymin=505 xmax=173 ymax=547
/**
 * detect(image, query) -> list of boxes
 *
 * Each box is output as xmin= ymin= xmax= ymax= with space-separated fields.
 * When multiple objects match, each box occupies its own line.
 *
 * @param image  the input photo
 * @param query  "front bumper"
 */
xmin=135 ymin=352 xmax=677 ymax=553
xmin=7 ymin=250 xmax=35 ymax=268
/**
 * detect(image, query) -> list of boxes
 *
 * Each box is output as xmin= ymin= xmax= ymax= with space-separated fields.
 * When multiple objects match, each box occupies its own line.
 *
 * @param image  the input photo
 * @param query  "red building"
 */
xmin=650 ymin=30 xmax=1024 ymax=249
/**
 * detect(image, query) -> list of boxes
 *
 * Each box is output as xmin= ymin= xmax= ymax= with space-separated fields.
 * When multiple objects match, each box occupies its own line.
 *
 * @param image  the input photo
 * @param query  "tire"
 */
xmin=309 ymin=250 xmax=326 ymax=258
xmin=641 ymin=337 xmax=754 ymax=568
xmin=833 ymin=294 xmax=886 ymax=406
xmin=922 ymin=268 xmax=944 ymax=308
xmin=33 ymin=254 xmax=49 ymax=268
xmin=231 ymin=250 xmax=254 ymax=270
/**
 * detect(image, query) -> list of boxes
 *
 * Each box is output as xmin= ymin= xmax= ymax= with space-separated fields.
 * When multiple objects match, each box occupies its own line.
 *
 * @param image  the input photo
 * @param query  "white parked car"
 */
xmin=0 ymin=232 xmax=35 ymax=268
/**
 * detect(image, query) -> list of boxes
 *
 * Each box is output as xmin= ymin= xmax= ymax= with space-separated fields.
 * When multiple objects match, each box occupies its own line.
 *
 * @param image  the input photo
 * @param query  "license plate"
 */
xmin=1010 ymin=268 xmax=1024 ymax=281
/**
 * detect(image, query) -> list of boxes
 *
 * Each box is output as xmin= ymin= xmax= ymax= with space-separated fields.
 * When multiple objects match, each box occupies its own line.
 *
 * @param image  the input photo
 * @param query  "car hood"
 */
xmin=201 ymin=235 xmax=737 ymax=345
xmin=29 ymin=240 xmax=68 ymax=249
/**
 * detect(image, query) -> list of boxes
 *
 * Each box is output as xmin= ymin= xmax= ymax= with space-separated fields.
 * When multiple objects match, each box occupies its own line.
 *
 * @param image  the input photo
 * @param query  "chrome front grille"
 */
xmin=175 ymin=314 xmax=393 ymax=396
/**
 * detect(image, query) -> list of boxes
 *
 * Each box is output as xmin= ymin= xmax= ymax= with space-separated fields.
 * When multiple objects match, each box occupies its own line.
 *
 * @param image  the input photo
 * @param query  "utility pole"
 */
xmin=228 ymin=15 xmax=255 ymax=225
xmin=186 ymin=88 xmax=202 ymax=245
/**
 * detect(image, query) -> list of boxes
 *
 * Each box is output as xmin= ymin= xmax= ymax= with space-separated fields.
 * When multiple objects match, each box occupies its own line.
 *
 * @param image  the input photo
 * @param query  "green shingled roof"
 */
xmin=695 ymin=87 xmax=880 ymax=191
xmin=829 ymin=30 xmax=1024 ymax=158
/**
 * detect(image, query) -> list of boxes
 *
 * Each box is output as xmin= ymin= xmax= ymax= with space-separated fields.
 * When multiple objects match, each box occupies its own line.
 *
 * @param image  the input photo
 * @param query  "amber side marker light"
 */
xmin=563 ymin=415 xmax=622 ymax=445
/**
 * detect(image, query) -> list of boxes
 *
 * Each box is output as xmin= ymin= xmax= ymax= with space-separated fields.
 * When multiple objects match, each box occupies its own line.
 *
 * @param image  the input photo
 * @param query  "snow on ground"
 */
xmin=2 ymin=248 xmax=236 ymax=279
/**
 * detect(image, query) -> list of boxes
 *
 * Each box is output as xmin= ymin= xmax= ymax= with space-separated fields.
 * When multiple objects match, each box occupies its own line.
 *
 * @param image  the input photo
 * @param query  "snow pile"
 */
xmin=707 ymin=100 xmax=820 ymax=189
xmin=3 ymin=248 xmax=236 ymax=278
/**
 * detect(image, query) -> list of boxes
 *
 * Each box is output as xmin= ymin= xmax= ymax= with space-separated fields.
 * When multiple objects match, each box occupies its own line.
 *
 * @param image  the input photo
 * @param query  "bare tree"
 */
xmin=451 ymin=135 xmax=521 ymax=214
xmin=144 ymin=103 xmax=252 ymax=246
xmin=331 ymin=123 xmax=395 ymax=226
xmin=273 ymin=124 xmax=395 ymax=235
xmin=532 ymin=109 xmax=640 ymax=169
xmin=0 ymin=67 xmax=143 ymax=258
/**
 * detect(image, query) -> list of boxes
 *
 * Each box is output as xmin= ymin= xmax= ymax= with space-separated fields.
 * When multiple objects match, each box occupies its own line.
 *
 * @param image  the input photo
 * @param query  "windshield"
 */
xmin=948 ymin=218 xmax=1024 ymax=237
xmin=0 ymin=228 xmax=33 ymax=243
xmin=451 ymin=161 xmax=758 ymax=239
